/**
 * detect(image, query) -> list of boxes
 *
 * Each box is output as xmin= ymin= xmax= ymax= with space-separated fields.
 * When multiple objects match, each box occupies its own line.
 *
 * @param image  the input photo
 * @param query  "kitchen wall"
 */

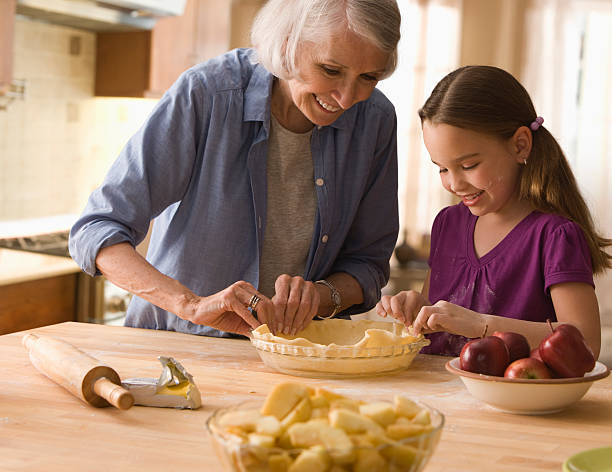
xmin=0 ymin=18 xmax=157 ymax=221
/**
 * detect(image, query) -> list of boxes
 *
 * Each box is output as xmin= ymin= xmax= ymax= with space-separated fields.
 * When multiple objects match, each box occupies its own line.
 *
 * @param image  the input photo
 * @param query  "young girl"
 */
xmin=377 ymin=65 xmax=611 ymax=358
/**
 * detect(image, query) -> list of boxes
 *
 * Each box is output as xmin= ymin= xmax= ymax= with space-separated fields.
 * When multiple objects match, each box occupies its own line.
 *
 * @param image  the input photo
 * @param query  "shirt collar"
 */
xmin=243 ymin=62 xmax=273 ymax=123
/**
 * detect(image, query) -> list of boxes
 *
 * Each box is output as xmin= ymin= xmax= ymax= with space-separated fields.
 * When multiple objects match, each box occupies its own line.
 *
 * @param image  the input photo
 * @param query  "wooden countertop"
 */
xmin=2 ymin=322 xmax=611 ymax=471
xmin=0 ymin=248 xmax=81 ymax=286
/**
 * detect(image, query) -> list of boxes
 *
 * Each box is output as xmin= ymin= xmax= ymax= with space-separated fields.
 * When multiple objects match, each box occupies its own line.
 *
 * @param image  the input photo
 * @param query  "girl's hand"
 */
xmin=376 ymin=291 xmax=430 ymax=326
xmin=270 ymin=275 xmax=320 ymax=335
xmin=412 ymin=300 xmax=487 ymax=338
xmin=185 ymin=281 xmax=270 ymax=336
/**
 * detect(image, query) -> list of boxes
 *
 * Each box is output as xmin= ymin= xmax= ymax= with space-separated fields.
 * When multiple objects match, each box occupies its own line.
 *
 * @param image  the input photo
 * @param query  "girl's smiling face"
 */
xmin=422 ymin=121 xmax=529 ymax=218
xmin=274 ymin=31 xmax=389 ymax=131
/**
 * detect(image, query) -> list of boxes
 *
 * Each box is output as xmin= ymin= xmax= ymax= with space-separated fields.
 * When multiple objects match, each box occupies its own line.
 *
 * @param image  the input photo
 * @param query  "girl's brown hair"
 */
xmin=419 ymin=65 xmax=611 ymax=273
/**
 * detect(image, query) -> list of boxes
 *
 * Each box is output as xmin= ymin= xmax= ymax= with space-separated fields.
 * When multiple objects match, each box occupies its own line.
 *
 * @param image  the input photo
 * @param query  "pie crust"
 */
xmin=250 ymin=319 xmax=430 ymax=378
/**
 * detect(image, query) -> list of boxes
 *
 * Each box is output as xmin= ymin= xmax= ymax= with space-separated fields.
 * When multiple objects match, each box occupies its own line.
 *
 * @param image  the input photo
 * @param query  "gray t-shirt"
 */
xmin=258 ymin=115 xmax=316 ymax=298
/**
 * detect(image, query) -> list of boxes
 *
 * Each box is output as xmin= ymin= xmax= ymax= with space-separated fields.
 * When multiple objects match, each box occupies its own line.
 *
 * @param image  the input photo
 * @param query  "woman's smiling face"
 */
xmin=280 ymin=30 xmax=389 ymax=128
xmin=422 ymin=121 xmax=526 ymax=217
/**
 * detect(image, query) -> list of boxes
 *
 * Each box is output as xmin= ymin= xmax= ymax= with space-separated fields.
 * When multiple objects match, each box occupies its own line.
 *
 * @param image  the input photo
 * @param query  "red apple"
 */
xmin=538 ymin=322 xmax=596 ymax=378
xmin=460 ymin=336 xmax=510 ymax=376
xmin=530 ymin=347 xmax=544 ymax=362
xmin=504 ymin=357 xmax=552 ymax=379
xmin=492 ymin=331 xmax=531 ymax=363
xmin=530 ymin=347 xmax=562 ymax=378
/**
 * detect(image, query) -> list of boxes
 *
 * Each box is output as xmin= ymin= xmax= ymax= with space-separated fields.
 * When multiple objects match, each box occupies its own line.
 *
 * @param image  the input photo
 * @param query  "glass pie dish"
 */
xmin=250 ymin=319 xmax=430 ymax=378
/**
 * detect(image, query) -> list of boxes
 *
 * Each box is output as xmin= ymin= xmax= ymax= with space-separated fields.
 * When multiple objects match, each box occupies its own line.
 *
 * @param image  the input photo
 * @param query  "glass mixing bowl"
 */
xmin=206 ymin=398 xmax=445 ymax=472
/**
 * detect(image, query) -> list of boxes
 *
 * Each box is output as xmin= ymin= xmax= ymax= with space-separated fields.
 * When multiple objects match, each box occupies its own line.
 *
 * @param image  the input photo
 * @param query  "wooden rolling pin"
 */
xmin=22 ymin=333 xmax=134 ymax=410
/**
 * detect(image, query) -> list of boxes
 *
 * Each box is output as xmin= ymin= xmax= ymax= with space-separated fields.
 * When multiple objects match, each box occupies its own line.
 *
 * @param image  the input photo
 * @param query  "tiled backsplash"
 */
xmin=0 ymin=18 xmax=157 ymax=220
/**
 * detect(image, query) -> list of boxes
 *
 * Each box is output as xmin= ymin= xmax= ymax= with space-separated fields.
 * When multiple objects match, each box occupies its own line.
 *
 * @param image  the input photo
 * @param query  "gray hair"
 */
xmin=250 ymin=0 xmax=401 ymax=80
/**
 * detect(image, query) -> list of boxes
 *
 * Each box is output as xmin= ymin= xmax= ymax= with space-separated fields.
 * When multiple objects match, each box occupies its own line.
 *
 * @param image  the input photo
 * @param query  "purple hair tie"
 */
xmin=530 ymin=116 xmax=544 ymax=131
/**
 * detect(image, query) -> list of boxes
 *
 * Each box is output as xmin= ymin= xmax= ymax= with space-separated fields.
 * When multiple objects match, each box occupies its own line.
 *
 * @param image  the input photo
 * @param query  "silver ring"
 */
xmin=248 ymin=294 xmax=261 ymax=311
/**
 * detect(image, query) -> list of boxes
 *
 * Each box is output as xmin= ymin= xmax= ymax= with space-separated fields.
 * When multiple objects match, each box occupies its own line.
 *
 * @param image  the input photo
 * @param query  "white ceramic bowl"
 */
xmin=445 ymin=357 xmax=609 ymax=415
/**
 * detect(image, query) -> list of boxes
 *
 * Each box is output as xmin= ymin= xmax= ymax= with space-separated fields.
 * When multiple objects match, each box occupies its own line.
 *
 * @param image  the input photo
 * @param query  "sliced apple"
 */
xmin=354 ymin=448 xmax=387 ymax=472
xmin=349 ymin=433 xmax=375 ymax=448
xmin=256 ymin=415 xmax=282 ymax=437
xmin=411 ymin=409 xmax=431 ymax=426
xmin=380 ymin=442 xmax=421 ymax=468
xmin=386 ymin=423 xmax=432 ymax=440
xmin=288 ymin=420 xmax=354 ymax=464
xmin=329 ymin=398 xmax=361 ymax=412
xmin=268 ymin=453 xmax=292 ymax=472
xmin=329 ymin=408 xmax=384 ymax=436
xmin=315 ymin=387 xmax=347 ymax=402
xmin=281 ymin=397 xmax=312 ymax=429
xmin=309 ymin=393 xmax=330 ymax=408
xmin=310 ymin=407 xmax=329 ymax=419
xmin=359 ymin=401 xmax=397 ymax=427
xmin=218 ymin=409 xmax=262 ymax=432
xmin=394 ymin=395 xmax=421 ymax=419
xmin=248 ymin=433 xmax=276 ymax=449
xmin=288 ymin=420 xmax=323 ymax=447
xmin=288 ymin=446 xmax=330 ymax=472
xmin=261 ymin=382 xmax=311 ymax=420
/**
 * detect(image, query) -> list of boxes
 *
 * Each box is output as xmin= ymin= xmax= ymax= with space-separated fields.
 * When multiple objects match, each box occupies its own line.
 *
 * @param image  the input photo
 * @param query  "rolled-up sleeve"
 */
xmin=69 ymin=70 xmax=208 ymax=276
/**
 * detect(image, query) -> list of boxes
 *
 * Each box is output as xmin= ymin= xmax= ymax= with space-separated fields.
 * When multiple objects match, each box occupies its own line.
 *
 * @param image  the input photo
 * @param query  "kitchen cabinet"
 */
xmin=0 ymin=273 xmax=78 ymax=335
xmin=0 ymin=248 xmax=82 ymax=335
xmin=95 ymin=0 xmax=232 ymax=97
xmin=0 ymin=0 xmax=16 ymax=95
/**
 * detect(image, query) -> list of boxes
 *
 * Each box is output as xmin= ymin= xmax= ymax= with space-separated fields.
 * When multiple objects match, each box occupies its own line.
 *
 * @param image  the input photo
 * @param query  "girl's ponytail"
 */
xmin=521 ymin=127 xmax=612 ymax=273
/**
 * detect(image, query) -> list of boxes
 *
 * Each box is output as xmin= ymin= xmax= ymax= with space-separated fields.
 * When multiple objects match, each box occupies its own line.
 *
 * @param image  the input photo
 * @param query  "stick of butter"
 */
xmin=122 ymin=356 xmax=202 ymax=409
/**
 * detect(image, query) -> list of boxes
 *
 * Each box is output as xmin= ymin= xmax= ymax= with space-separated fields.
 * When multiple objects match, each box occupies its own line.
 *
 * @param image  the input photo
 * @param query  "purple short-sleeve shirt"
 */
xmin=422 ymin=203 xmax=594 ymax=356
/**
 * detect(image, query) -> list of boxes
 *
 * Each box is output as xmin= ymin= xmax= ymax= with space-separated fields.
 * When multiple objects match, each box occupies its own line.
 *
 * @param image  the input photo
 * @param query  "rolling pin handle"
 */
xmin=93 ymin=377 xmax=135 ymax=410
xmin=22 ymin=333 xmax=39 ymax=351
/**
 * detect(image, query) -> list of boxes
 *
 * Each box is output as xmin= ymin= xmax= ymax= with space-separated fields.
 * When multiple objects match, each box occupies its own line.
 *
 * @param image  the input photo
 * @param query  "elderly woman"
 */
xmin=69 ymin=0 xmax=401 ymax=338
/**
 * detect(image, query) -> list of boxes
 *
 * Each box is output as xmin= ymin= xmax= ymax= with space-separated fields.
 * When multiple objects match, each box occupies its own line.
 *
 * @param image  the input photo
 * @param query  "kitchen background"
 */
xmin=0 ymin=0 xmax=611 ymax=362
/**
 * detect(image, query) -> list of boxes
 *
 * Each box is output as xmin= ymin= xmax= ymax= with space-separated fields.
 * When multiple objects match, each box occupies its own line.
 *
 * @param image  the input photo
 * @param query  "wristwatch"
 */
xmin=315 ymin=279 xmax=342 ymax=319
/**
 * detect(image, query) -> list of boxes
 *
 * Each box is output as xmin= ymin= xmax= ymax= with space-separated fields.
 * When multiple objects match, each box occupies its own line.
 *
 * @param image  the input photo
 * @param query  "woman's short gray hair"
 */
xmin=250 ymin=0 xmax=400 ymax=80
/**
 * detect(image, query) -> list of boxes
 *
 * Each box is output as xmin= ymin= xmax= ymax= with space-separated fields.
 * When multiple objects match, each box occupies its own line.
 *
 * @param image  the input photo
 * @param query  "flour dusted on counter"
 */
xmin=122 ymin=356 xmax=201 ymax=409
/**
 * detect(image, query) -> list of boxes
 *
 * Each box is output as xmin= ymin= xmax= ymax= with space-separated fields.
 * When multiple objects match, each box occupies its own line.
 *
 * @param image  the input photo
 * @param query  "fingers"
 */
xmin=390 ymin=295 xmax=409 ymax=325
xmin=376 ymin=292 xmax=420 ymax=326
xmin=272 ymin=275 xmax=318 ymax=336
xmin=412 ymin=305 xmax=432 ymax=335
xmin=272 ymin=274 xmax=292 ymax=334
xmin=376 ymin=296 xmax=392 ymax=318
xmin=289 ymin=279 xmax=318 ymax=335
xmin=212 ymin=311 xmax=257 ymax=336
xmin=224 ymin=281 xmax=268 ymax=330
xmin=413 ymin=302 xmax=448 ymax=335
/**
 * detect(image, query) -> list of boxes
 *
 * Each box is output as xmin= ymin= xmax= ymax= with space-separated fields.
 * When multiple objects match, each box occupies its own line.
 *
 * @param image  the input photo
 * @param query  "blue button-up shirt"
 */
xmin=69 ymin=48 xmax=399 ymax=337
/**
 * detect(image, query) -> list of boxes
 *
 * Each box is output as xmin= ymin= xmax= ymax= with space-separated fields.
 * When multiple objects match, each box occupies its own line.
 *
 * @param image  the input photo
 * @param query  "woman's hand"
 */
xmin=269 ymin=275 xmax=320 ymax=335
xmin=376 ymin=290 xmax=430 ymax=326
xmin=183 ymin=281 xmax=271 ymax=336
xmin=412 ymin=300 xmax=487 ymax=338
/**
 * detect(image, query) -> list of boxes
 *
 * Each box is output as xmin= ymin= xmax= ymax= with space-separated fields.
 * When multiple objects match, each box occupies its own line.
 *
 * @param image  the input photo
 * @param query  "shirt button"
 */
xmin=317 ymin=125 xmax=322 ymax=130
xmin=321 ymin=234 xmax=329 ymax=243
xmin=316 ymin=178 xmax=324 ymax=186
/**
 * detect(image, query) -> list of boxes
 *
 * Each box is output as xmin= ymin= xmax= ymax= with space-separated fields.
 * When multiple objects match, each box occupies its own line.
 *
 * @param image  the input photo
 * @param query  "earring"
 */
xmin=523 ymin=159 xmax=527 ymax=165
